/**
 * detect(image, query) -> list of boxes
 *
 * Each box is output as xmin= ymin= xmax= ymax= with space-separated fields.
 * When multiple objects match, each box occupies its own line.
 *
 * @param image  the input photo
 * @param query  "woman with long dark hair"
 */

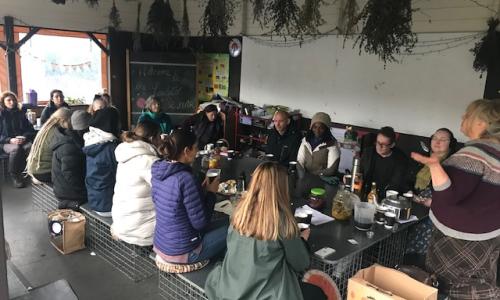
xmin=152 ymin=129 xmax=227 ymax=269
xmin=184 ymin=104 xmax=224 ymax=149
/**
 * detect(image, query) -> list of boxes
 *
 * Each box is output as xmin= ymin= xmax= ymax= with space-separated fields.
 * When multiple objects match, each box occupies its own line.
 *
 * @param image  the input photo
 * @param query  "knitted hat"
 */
xmin=310 ymin=112 xmax=331 ymax=129
xmin=89 ymin=107 xmax=120 ymax=137
xmin=71 ymin=110 xmax=91 ymax=131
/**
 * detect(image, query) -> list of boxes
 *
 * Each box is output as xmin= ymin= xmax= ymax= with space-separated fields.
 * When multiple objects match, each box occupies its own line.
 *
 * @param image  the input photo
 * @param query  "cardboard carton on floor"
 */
xmin=347 ymin=264 xmax=437 ymax=300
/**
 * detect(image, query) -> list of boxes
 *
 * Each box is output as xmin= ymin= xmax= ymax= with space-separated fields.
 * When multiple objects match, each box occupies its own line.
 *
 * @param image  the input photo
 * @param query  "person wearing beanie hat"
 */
xmin=297 ymin=112 xmax=340 ymax=176
xmin=183 ymin=104 xmax=224 ymax=149
xmin=51 ymin=110 xmax=90 ymax=211
xmin=83 ymin=107 xmax=119 ymax=217
xmin=71 ymin=110 xmax=91 ymax=131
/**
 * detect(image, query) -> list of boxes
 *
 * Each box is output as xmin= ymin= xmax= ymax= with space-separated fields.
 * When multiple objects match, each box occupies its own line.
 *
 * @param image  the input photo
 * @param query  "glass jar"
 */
xmin=308 ymin=188 xmax=326 ymax=210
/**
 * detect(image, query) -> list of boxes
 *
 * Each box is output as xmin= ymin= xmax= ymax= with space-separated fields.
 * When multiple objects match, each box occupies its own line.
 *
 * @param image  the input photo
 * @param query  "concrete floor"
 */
xmin=2 ymin=181 xmax=161 ymax=300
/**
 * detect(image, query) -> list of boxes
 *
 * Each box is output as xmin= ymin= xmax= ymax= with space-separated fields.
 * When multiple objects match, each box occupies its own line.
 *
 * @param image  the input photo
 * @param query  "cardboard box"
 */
xmin=347 ymin=264 xmax=437 ymax=300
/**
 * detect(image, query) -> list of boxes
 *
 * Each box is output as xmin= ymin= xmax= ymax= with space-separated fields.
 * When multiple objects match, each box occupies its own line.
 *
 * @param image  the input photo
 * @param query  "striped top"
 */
xmin=430 ymin=139 xmax=500 ymax=241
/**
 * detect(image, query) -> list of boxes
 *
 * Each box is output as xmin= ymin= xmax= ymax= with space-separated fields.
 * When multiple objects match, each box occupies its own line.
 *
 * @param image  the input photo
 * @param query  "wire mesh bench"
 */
xmin=158 ymin=261 xmax=217 ymax=300
xmin=79 ymin=204 xmax=157 ymax=282
xmin=31 ymin=181 xmax=58 ymax=213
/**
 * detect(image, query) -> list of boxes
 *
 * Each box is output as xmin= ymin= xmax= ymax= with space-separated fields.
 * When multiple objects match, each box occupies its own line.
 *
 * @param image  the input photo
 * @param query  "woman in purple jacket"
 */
xmin=151 ymin=129 xmax=227 ymax=267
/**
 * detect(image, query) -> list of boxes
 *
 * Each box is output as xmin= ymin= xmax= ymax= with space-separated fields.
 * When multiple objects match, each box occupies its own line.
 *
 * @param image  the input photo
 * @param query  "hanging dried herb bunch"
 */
xmin=200 ymin=0 xmax=237 ymax=36
xmin=299 ymin=0 xmax=326 ymax=35
xmin=339 ymin=0 xmax=359 ymax=36
xmin=109 ymin=0 xmax=121 ymax=30
xmin=182 ymin=0 xmax=191 ymax=47
xmin=355 ymin=0 xmax=417 ymax=65
xmin=471 ymin=18 xmax=500 ymax=77
xmin=251 ymin=0 xmax=267 ymax=27
xmin=267 ymin=0 xmax=302 ymax=39
xmin=85 ymin=0 xmax=99 ymax=7
xmin=147 ymin=0 xmax=179 ymax=49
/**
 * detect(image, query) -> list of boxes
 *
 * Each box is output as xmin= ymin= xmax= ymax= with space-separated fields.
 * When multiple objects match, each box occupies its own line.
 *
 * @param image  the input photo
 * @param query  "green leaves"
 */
xmin=147 ymin=0 xmax=179 ymax=49
xmin=200 ymin=0 xmax=237 ymax=37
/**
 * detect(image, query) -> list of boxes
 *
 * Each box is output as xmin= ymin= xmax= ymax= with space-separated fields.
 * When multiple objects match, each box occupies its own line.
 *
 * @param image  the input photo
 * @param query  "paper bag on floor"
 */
xmin=347 ymin=264 xmax=437 ymax=300
xmin=48 ymin=209 xmax=86 ymax=255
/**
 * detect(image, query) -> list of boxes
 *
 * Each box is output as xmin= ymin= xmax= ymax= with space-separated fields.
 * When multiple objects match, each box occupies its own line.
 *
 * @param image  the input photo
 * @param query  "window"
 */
xmin=1 ymin=27 xmax=108 ymax=105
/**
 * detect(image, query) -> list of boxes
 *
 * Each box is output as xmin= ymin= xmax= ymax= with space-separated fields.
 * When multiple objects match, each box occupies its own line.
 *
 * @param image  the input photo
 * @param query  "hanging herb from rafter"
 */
xmin=109 ymin=0 xmax=121 ymax=30
xmin=147 ymin=0 xmax=179 ymax=49
xmin=471 ymin=18 xmax=500 ymax=77
xmin=200 ymin=0 xmax=237 ymax=36
xmin=339 ymin=0 xmax=359 ymax=36
xmin=299 ymin=0 xmax=325 ymax=35
xmin=85 ymin=0 xmax=99 ymax=7
xmin=354 ymin=0 xmax=417 ymax=65
xmin=267 ymin=0 xmax=302 ymax=39
xmin=182 ymin=0 xmax=191 ymax=47
xmin=251 ymin=0 xmax=268 ymax=28
xmin=133 ymin=1 xmax=142 ymax=52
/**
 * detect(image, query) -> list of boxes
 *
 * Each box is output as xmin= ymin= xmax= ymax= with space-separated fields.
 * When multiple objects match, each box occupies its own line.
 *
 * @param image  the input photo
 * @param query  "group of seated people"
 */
xmin=1 ymin=88 xmax=499 ymax=299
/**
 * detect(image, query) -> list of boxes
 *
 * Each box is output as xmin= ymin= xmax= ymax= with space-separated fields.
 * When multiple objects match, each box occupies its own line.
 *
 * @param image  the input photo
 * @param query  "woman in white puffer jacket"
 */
xmin=111 ymin=120 xmax=161 ymax=246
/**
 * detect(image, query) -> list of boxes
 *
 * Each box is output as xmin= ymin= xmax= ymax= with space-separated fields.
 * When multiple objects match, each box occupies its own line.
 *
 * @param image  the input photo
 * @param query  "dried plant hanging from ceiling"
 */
xmin=147 ymin=0 xmax=179 ymax=49
xmin=200 ymin=0 xmax=237 ymax=37
xmin=354 ymin=0 xmax=417 ymax=66
xmin=251 ymin=0 xmax=267 ymax=28
xmin=133 ymin=1 xmax=142 ymax=52
xmin=298 ymin=0 xmax=326 ymax=35
xmin=339 ymin=0 xmax=359 ymax=38
xmin=266 ymin=0 xmax=303 ymax=39
xmin=51 ymin=0 xmax=99 ymax=6
xmin=471 ymin=18 xmax=500 ymax=78
xmin=109 ymin=0 xmax=121 ymax=30
xmin=182 ymin=0 xmax=191 ymax=47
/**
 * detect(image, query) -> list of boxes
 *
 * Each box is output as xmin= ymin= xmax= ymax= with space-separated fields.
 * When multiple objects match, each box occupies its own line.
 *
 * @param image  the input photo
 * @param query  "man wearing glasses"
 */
xmin=360 ymin=126 xmax=408 ymax=199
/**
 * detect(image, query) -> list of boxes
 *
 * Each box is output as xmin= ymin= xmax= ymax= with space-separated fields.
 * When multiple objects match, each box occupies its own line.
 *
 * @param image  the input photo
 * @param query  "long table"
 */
xmin=193 ymin=156 xmax=428 ymax=297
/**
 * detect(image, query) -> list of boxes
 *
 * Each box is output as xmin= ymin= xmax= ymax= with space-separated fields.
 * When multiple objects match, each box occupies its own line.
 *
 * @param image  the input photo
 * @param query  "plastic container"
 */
xmin=308 ymin=188 xmax=326 ymax=210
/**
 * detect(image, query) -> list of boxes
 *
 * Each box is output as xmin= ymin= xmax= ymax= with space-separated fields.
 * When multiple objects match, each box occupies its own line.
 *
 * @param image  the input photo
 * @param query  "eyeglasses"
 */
xmin=376 ymin=141 xmax=391 ymax=148
xmin=431 ymin=137 xmax=450 ymax=142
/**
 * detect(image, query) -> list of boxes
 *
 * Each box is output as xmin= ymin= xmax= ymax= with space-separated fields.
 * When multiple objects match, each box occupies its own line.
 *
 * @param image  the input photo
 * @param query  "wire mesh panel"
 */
xmin=362 ymin=228 xmax=409 ymax=268
xmin=32 ymin=182 xmax=58 ymax=213
xmin=159 ymin=271 xmax=208 ymax=300
xmin=81 ymin=209 xmax=157 ymax=282
xmin=310 ymin=251 xmax=364 ymax=299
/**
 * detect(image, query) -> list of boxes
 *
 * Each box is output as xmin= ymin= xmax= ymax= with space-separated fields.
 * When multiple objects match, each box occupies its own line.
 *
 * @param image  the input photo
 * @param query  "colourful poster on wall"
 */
xmin=196 ymin=53 xmax=229 ymax=102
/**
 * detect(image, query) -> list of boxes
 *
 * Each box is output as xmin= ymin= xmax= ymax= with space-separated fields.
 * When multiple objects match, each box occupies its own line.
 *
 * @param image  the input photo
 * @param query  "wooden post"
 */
xmin=4 ymin=16 xmax=18 ymax=95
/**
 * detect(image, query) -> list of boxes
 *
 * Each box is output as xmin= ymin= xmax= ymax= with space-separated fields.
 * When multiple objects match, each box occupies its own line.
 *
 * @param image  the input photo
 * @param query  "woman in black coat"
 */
xmin=183 ymin=104 xmax=224 ymax=149
xmin=0 ymin=91 xmax=35 ymax=188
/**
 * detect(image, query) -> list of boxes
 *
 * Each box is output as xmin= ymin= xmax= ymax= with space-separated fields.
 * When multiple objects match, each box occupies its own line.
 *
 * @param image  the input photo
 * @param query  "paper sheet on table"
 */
xmin=295 ymin=205 xmax=334 ymax=225
xmin=214 ymin=200 xmax=234 ymax=216
xmin=397 ymin=215 xmax=418 ymax=224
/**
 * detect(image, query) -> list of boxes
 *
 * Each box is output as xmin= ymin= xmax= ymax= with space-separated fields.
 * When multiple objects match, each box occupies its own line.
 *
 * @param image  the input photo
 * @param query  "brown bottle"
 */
xmin=367 ymin=182 xmax=378 ymax=204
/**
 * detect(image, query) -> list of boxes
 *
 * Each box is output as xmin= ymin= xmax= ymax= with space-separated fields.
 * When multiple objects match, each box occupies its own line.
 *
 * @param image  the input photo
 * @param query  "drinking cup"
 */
xmin=384 ymin=212 xmax=396 ymax=229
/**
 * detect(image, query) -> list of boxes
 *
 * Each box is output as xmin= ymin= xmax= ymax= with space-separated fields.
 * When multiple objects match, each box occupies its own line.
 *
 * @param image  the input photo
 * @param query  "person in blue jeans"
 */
xmin=151 ymin=128 xmax=227 ymax=266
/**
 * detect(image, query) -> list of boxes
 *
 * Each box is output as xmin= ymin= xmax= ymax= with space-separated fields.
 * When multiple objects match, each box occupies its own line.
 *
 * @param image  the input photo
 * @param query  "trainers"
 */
xmin=303 ymin=270 xmax=341 ymax=300
xmin=12 ymin=176 xmax=26 ymax=188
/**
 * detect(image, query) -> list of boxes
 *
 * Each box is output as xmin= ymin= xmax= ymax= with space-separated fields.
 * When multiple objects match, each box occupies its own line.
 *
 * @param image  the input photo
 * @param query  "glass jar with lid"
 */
xmin=308 ymin=188 xmax=326 ymax=210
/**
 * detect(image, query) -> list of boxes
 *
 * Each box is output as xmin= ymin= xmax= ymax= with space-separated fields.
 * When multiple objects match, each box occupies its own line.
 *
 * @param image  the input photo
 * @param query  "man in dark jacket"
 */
xmin=266 ymin=110 xmax=302 ymax=165
xmin=360 ymin=126 xmax=408 ymax=199
xmin=51 ymin=110 xmax=90 ymax=210
xmin=40 ymin=89 xmax=70 ymax=125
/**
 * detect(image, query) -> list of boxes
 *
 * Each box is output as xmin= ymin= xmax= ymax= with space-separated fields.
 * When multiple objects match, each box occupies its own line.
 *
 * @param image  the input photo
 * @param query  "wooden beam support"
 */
xmin=4 ymin=16 xmax=18 ymax=95
xmin=14 ymin=27 xmax=40 ymax=50
xmin=86 ymin=32 xmax=109 ymax=56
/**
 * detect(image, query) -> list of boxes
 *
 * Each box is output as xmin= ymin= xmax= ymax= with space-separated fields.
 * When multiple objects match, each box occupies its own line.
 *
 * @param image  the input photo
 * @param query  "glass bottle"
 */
xmin=367 ymin=182 xmax=378 ymax=205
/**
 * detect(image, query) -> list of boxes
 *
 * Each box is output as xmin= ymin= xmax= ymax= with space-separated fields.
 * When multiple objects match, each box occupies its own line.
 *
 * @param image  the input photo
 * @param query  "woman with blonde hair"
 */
xmin=205 ymin=162 xmax=334 ymax=300
xmin=27 ymin=107 xmax=72 ymax=183
xmin=412 ymin=99 xmax=500 ymax=299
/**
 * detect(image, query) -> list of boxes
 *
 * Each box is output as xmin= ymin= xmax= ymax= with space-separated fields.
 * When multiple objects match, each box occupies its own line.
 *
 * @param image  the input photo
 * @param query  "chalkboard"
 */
xmin=128 ymin=57 xmax=197 ymax=125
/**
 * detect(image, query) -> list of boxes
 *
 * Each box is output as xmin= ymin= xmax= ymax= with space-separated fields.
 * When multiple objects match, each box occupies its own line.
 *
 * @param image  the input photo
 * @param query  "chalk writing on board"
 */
xmin=129 ymin=63 xmax=197 ymax=118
